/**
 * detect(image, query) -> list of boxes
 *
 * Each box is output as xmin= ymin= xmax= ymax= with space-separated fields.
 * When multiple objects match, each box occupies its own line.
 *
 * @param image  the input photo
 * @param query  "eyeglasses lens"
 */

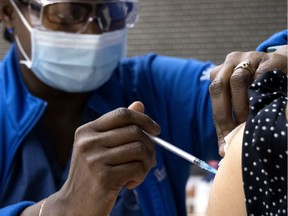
xmin=40 ymin=1 xmax=137 ymax=33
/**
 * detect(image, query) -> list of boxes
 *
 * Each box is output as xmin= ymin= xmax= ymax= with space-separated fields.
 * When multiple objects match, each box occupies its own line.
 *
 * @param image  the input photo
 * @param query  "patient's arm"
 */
xmin=207 ymin=123 xmax=247 ymax=216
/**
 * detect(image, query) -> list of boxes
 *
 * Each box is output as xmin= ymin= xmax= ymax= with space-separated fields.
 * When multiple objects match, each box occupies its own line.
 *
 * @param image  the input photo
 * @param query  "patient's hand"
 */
xmin=209 ymin=46 xmax=287 ymax=156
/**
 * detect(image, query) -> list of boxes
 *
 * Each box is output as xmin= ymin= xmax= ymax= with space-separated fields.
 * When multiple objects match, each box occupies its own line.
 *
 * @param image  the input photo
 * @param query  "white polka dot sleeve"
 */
xmin=242 ymin=70 xmax=287 ymax=216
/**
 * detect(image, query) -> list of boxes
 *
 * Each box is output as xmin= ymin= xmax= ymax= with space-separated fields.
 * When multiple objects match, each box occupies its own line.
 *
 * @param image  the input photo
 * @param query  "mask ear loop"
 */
xmin=9 ymin=0 xmax=33 ymax=68
xmin=14 ymin=36 xmax=32 ymax=68
xmin=9 ymin=0 xmax=33 ymax=34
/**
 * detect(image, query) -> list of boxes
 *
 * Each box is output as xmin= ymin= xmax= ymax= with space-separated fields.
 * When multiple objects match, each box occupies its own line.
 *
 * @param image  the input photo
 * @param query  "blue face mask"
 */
xmin=11 ymin=0 xmax=127 ymax=93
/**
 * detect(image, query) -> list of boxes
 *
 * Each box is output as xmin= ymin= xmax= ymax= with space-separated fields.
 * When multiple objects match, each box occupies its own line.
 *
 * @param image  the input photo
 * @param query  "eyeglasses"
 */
xmin=17 ymin=0 xmax=139 ymax=33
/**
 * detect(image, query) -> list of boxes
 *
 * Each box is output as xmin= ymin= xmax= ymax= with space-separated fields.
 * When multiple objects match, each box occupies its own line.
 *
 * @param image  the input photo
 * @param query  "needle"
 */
xmin=146 ymin=133 xmax=218 ymax=174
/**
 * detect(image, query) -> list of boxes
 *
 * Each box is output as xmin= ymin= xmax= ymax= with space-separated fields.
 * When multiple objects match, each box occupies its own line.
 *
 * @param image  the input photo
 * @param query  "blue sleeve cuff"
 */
xmin=0 ymin=201 xmax=35 ymax=216
xmin=256 ymin=29 xmax=288 ymax=52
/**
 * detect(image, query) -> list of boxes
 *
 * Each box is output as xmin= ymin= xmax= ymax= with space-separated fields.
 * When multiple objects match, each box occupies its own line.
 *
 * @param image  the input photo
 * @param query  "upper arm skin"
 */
xmin=207 ymin=123 xmax=247 ymax=216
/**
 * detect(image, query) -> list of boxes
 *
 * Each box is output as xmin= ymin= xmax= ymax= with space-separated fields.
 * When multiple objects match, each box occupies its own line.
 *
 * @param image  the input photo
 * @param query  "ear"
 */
xmin=0 ymin=0 xmax=15 ymax=29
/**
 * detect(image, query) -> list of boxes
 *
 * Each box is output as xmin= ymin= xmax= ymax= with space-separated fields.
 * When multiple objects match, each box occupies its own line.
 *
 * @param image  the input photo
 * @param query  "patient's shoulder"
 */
xmin=207 ymin=123 xmax=246 ymax=216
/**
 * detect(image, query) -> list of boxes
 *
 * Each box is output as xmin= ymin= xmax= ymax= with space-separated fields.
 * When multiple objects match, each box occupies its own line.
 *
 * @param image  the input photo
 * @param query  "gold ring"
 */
xmin=233 ymin=61 xmax=255 ymax=76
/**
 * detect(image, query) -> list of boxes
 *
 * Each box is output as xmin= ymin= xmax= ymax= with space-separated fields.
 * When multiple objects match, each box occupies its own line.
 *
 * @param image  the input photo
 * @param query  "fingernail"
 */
xmin=153 ymin=121 xmax=161 ymax=133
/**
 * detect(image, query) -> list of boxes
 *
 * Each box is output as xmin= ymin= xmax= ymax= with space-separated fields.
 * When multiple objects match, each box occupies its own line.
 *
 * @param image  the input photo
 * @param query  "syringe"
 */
xmin=146 ymin=133 xmax=218 ymax=174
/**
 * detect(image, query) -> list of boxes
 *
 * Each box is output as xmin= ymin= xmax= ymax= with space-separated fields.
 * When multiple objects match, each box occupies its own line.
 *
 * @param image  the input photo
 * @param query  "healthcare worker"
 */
xmin=0 ymin=0 xmax=287 ymax=215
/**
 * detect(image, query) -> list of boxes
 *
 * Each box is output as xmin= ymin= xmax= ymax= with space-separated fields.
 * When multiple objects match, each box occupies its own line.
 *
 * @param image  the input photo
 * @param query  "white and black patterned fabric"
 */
xmin=242 ymin=70 xmax=287 ymax=216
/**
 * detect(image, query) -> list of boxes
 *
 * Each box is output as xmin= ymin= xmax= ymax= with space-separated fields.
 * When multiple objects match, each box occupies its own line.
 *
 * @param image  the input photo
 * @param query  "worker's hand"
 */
xmin=209 ymin=45 xmax=287 ymax=157
xmin=56 ymin=101 xmax=160 ymax=216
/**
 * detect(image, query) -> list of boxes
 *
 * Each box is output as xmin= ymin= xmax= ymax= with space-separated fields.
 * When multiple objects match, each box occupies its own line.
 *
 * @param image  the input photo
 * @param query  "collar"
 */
xmin=1 ymin=44 xmax=47 ymax=139
xmin=0 ymin=44 xmax=47 ymax=186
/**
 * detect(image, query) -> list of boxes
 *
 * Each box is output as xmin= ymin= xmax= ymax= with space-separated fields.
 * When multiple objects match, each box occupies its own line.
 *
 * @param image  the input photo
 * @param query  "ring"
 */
xmin=233 ymin=61 xmax=255 ymax=76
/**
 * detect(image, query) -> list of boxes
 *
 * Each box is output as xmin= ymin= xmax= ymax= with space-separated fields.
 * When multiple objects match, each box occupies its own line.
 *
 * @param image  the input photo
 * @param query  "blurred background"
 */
xmin=0 ymin=0 xmax=286 ymax=215
xmin=128 ymin=0 xmax=287 ymax=64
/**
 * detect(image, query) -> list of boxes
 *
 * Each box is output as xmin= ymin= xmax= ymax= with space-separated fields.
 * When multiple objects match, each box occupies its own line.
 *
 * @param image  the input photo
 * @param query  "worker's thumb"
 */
xmin=128 ymin=101 xmax=145 ymax=113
